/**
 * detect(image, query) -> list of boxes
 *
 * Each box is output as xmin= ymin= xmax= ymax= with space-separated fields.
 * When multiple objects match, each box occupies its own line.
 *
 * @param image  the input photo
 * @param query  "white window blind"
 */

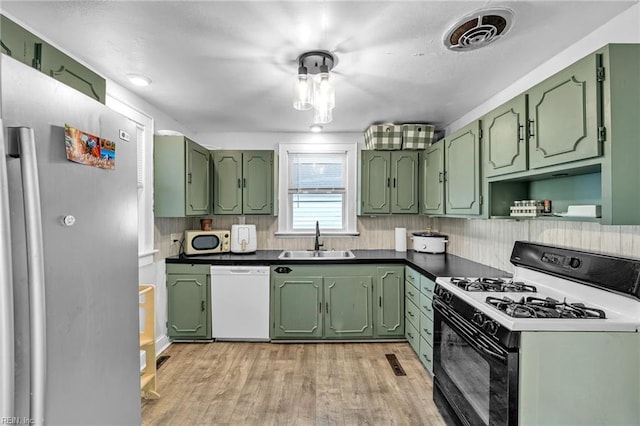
xmin=288 ymin=153 xmax=345 ymax=230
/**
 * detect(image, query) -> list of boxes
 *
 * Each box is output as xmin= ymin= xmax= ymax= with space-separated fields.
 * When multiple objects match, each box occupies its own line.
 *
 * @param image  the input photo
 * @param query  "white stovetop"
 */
xmin=435 ymin=267 xmax=640 ymax=333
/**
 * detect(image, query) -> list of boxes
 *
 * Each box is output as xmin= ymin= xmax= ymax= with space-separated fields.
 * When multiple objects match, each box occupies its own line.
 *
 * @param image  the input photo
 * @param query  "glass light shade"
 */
xmin=293 ymin=72 xmax=313 ymax=110
xmin=313 ymin=103 xmax=332 ymax=124
xmin=313 ymin=71 xmax=335 ymax=111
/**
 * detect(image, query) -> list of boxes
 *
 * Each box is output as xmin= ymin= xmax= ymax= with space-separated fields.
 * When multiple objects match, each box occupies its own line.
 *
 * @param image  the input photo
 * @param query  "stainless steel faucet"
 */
xmin=314 ymin=220 xmax=323 ymax=251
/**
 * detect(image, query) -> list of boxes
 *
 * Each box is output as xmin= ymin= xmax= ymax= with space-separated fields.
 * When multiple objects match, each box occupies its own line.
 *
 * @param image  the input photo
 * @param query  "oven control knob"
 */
xmin=473 ymin=312 xmax=485 ymax=326
xmin=443 ymin=291 xmax=453 ymax=304
xmin=484 ymin=320 xmax=499 ymax=336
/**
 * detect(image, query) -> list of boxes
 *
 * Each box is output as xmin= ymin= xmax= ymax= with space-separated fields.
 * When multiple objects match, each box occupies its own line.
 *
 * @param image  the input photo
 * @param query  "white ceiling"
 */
xmin=2 ymin=1 xmax=637 ymax=134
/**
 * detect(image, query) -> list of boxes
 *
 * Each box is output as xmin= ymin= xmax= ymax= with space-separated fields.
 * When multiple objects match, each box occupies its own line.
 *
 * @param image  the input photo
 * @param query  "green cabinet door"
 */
xmin=38 ymin=40 xmax=106 ymax=103
xmin=167 ymin=273 xmax=210 ymax=340
xmin=360 ymin=150 xmax=390 ymax=214
xmin=272 ymin=275 xmax=323 ymax=338
xmin=391 ymin=151 xmax=419 ymax=214
xmin=0 ymin=15 xmax=38 ymax=66
xmin=243 ymin=151 xmax=273 ymax=214
xmin=483 ymin=94 xmax=528 ymax=177
xmin=154 ymin=135 xmax=211 ymax=217
xmin=420 ymin=144 xmax=445 ymax=215
xmin=212 ymin=151 xmax=243 ymax=214
xmin=445 ymin=121 xmax=482 ymax=215
xmin=186 ymin=141 xmax=211 ymax=216
xmin=324 ymin=276 xmax=373 ymax=338
xmin=528 ymin=52 xmax=602 ymax=169
xmin=374 ymin=266 xmax=404 ymax=337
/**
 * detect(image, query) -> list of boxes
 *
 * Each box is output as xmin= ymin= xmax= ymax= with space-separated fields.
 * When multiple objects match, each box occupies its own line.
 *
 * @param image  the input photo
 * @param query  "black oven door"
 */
xmin=433 ymin=299 xmax=518 ymax=426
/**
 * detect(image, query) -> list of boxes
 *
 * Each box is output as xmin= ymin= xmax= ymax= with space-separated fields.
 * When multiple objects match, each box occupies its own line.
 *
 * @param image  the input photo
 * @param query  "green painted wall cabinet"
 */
xmin=211 ymin=150 xmax=274 ymax=215
xmin=166 ymin=264 xmax=212 ymax=340
xmin=360 ymin=150 xmax=419 ymax=215
xmin=154 ymin=135 xmax=211 ymax=217
xmin=1 ymin=14 xmax=106 ymax=103
xmin=420 ymin=121 xmax=482 ymax=217
xmin=484 ymin=44 xmax=640 ymax=225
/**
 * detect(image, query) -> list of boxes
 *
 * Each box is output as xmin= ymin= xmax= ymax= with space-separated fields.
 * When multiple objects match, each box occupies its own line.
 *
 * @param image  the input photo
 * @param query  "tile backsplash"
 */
xmin=155 ymin=215 xmax=640 ymax=274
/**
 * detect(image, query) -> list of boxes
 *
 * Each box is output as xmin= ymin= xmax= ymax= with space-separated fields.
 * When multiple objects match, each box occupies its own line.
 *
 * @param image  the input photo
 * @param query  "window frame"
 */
xmin=276 ymin=142 xmax=359 ymax=236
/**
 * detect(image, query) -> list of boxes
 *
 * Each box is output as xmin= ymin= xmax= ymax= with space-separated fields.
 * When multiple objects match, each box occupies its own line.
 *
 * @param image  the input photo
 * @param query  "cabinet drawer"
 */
xmin=420 ymin=312 xmax=434 ymax=346
xmin=419 ymin=337 xmax=433 ymax=375
xmin=406 ymin=321 xmax=419 ymax=354
xmin=419 ymin=292 xmax=434 ymax=319
xmin=420 ymin=275 xmax=435 ymax=298
xmin=405 ymin=281 xmax=420 ymax=308
xmin=405 ymin=266 xmax=420 ymax=287
xmin=405 ymin=298 xmax=420 ymax=330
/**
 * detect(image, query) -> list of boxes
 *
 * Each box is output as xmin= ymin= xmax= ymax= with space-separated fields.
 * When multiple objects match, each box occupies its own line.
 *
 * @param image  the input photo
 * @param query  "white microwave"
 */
xmin=183 ymin=230 xmax=230 ymax=255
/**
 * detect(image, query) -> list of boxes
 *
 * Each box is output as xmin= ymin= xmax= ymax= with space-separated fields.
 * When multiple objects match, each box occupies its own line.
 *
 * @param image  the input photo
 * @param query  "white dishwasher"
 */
xmin=210 ymin=266 xmax=270 ymax=341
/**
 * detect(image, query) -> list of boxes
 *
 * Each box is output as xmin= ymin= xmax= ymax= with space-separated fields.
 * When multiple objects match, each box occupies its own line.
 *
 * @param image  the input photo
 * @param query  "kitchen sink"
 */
xmin=278 ymin=250 xmax=356 ymax=260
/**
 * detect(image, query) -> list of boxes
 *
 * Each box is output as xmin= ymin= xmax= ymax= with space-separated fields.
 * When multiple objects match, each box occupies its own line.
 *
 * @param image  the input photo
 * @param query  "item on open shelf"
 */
xmin=509 ymin=200 xmax=545 ymax=217
xmin=139 ymin=285 xmax=160 ymax=399
xmin=401 ymin=124 xmax=436 ymax=149
xmin=363 ymin=124 xmax=403 ymax=150
xmin=554 ymin=205 xmax=602 ymax=218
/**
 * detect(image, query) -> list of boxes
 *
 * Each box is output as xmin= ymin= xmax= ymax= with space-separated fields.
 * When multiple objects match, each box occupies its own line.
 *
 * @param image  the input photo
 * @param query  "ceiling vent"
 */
xmin=444 ymin=8 xmax=514 ymax=51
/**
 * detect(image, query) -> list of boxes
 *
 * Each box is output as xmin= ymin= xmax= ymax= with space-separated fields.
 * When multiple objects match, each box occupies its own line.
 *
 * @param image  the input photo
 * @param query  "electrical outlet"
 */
xmin=170 ymin=233 xmax=182 ymax=243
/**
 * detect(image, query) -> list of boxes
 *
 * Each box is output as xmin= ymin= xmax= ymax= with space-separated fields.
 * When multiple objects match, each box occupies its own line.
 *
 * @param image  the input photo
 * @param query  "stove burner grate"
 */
xmin=449 ymin=277 xmax=537 ymax=293
xmin=485 ymin=296 xmax=607 ymax=319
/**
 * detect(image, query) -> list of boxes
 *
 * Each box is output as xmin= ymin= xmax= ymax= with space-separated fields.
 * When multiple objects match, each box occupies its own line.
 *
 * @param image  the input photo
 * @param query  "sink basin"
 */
xmin=278 ymin=250 xmax=355 ymax=260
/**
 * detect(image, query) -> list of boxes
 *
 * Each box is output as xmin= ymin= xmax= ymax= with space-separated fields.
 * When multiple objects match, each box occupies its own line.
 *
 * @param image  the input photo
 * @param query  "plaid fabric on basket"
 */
xmin=401 ymin=124 xmax=435 ymax=149
xmin=363 ymin=124 xmax=403 ymax=150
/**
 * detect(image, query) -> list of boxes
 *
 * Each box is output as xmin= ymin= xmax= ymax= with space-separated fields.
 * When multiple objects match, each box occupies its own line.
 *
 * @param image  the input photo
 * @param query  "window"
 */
xmin=277 ymin=143 xmax=358 ymax=235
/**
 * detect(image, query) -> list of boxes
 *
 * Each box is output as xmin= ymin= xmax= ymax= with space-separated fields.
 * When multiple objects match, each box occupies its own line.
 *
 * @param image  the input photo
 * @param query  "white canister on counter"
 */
xmin=395 ymin=228 xmax=407 ymax=252
xmin=411 ymin=231 xmax=448 ymax=254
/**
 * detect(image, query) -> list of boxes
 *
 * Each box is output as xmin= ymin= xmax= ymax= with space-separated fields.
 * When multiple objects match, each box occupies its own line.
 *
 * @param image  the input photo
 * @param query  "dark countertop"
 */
xmin=166 ymin=249 xmax=510 ymax=281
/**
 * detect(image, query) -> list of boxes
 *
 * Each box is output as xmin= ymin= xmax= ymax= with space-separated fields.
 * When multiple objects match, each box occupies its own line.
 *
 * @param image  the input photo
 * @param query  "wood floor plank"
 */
xmin=142 ymin=342 xmax=447 ymax=425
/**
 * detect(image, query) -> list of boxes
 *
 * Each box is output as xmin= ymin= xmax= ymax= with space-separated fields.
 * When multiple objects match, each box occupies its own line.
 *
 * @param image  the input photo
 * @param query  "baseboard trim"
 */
xmin=156 ymin=335 xmax=171 ymax=356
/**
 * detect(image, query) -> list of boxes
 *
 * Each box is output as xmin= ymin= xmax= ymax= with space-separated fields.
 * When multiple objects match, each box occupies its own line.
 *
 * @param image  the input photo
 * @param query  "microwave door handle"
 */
xmin=9 ymin=127 xmax=46 ymax=426
xmin=0 ymin=120 xmax=16 ymax=418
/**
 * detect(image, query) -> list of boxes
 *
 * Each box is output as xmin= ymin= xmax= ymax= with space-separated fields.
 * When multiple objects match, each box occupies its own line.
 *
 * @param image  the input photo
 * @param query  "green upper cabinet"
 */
xmin=212 ymin=150 xmax=274 ymax=215
xmin=445 ymin=121 xmax=482 ymax=215
xmin=360 ymin=150 xmax=418 ymax=215
xmin=374 ymin=266 xmax=405 ymax=337
xmin=272 ymin=274 xmax=323 ymax=339
xmin=419 ymin=143 xmax=445 ymax=215
xmin=483 ymin=94 xmax=528 ymax=178
xmin=154 ymin=135 xmax=211 ymax=217
xmin=0 ymin=15 xmax=106 ymax=103
xmin=0 ymin=15 xmax=38 ymax=66
xmin=528 ymin=52 xmax=602 ymax=169
xmin=324 ymin=276 xmax=373 ymax=338
xmin=166 ymin=264 xmax=211 ymax=340
xmin=37 ymin=40 xmax=106 ymax=103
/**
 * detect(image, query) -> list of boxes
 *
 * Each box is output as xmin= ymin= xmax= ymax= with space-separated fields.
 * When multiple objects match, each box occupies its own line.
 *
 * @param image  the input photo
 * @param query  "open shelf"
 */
xmin=139 ymin=285 xmax=160 ymax=399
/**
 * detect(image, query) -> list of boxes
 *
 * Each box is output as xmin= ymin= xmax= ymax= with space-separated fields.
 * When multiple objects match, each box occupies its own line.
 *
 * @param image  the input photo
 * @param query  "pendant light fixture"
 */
xmin=293 ymin=50 xmax=336 ymax=124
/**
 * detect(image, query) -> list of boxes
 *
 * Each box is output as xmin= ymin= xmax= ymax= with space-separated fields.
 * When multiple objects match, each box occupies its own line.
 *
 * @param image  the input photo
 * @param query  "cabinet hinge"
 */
xmin=480 ymin=195 xmax=484 ymax=205
xmin=597 ymin=66 xmax=606 ymax=82
xmin=598 ymin=126 xmax=607 ymax=143
xmin=32 ymin=43 xmax=42 ymax=70
xmin=478 ymin=128 xmax=483 ymax=140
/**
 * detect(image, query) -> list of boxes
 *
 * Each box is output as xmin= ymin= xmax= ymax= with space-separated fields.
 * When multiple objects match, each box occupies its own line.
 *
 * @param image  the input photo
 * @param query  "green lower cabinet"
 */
xmin=324 ymin=276 xmax=373 ymax=338
xmin=405 ymin=321 xmax=419 ymax=354
xmin=374 ymin=266 xmax=405 ymax=337
xmin=419 ymin=337 xmax=433 ymax=374
xmin=271 ymin=264 xmax=404 ymax=340
xmin=406 ymin=267 xmax=435 ymax=374
xmin=166 ymin=264 xmax=211 ymax=340
xmin=272 ymin=275 xmax=323 ymax=338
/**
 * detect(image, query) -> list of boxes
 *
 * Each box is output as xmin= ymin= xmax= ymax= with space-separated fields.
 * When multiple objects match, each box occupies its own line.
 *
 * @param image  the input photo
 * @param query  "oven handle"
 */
xmin=434 ymin=298 xmax=508 ymax=364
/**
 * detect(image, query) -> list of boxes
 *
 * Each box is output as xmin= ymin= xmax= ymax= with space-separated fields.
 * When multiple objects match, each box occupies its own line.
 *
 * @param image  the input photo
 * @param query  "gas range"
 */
xmin=435 ymin=267 xmax=640 ymax=334
xmin=432 ymin=241 xmax=640 ymax=426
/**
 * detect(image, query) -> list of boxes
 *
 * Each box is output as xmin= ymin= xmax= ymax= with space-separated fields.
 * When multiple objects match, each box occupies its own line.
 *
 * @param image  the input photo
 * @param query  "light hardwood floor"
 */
xmin=142 ymin=342 xmax=447 ymax=425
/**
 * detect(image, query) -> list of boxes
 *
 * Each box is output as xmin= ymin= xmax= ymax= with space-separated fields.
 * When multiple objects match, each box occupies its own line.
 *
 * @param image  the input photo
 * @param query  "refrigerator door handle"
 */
xmin=9 ymin=127 xmax=46 ymax=426
xmin=0 ymin=120 xmax=16 ymax=419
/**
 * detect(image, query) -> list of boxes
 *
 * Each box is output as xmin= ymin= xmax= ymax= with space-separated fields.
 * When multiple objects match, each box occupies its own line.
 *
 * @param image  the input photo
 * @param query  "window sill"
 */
xmin=274 ymin=232 xmax=360 ymax=237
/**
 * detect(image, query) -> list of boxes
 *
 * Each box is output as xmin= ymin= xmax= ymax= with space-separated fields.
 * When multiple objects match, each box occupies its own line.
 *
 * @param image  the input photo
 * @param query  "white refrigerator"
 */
xmin=0 ymin=55 xmax=141 ymax=424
